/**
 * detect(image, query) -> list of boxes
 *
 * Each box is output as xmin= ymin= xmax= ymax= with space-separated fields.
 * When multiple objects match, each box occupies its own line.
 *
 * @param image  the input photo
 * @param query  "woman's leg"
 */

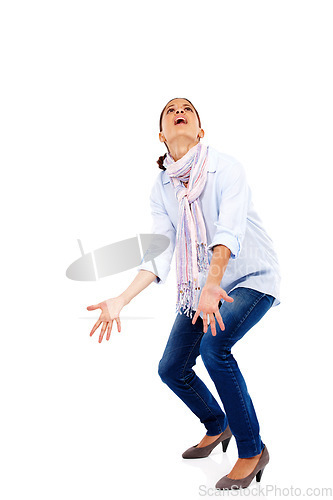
xmin=158 ymin=310 xmax=228 ymax=436
xmin=199 ymin=286 xmax=275 ymax=458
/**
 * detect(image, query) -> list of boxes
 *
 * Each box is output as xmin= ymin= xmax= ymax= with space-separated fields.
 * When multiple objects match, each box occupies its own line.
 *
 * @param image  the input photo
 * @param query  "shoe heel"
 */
xmin=221 ymin=436 xmax=231 ymax=452
xmin=256 ymin=467 xmax=265 ymax=482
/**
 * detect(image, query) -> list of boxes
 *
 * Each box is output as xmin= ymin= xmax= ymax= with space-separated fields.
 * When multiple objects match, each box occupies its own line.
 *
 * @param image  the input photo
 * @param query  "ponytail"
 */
xmin=157 ymin=153 xmax=167 ymax=171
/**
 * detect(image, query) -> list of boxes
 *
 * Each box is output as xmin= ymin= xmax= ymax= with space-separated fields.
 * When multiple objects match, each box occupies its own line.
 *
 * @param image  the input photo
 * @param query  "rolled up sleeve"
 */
xmin=207 ymin=162 xmax=250 ymax=259
xmin=136 ymin=176 xmax=177 ymax=284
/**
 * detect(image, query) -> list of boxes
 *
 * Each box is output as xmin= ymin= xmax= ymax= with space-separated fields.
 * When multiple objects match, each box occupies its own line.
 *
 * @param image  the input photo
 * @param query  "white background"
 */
xmin=1 ymin=1 xmax=332 ymax=498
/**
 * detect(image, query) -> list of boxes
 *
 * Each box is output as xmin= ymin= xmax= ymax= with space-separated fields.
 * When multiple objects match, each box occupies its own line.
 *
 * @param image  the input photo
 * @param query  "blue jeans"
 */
xmin=158 ymin=286 xmax=275 ymax=458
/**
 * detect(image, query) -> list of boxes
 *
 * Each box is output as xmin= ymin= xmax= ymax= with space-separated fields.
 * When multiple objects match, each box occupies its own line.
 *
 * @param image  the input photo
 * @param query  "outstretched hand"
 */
xmin=86 ymin=296 xmax=126 ymax=343
xmin=192 ymin=285 xmax=234 ymax=336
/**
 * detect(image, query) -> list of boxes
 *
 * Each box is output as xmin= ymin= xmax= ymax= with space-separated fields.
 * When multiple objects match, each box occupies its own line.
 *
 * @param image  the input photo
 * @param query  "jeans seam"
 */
xmin=180 ymin=334 xmax=224 ymax=434
xmin=224 ymin=356 xmax=258 ymax=453
xmin=222 ymin=293 xmax=267 ymax=455
xmin=232 ymin=292 xmax=266 ymax=333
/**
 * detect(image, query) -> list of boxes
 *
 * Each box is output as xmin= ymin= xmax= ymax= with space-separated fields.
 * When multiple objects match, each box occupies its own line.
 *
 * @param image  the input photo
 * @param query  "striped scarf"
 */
xmin=164 ymin=142 xmax=210 ymax=318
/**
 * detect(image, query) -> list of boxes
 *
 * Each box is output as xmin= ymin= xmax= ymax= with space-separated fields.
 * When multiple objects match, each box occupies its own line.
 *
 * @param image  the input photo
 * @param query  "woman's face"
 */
xmin=159 ymin=99 xmax=203 ymax=147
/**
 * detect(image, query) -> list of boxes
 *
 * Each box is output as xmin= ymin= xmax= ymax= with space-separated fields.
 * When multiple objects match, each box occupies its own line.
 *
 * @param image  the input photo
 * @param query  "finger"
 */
xmin=210 ymin=314 xmax=217 ymax=336
xmin=87 ymin=303 xmax=100 ymax=311
xmin=222 ymin=292 xmax=234 ymax=303
xmin=115 ymin=317 xmax=121 ymax=333
xmin=106 ymin=321 xmax=113 ymax=341
xmin=192 ymin=310 xmax=200 ymax=325
xmin=99 ymin=322 xmax=108 ymax=343
xmin=215 ymin=310 xmax=225 ymax=331
xmin=203 ymin=313 xmax=208 ymax=333
xmin=90 ymin=319 xmax=101 ymax=336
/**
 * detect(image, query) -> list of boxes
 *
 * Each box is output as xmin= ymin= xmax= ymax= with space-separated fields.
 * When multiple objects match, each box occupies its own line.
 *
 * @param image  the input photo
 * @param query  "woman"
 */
xmin=87 ymin=97 xmax=281 ymax=490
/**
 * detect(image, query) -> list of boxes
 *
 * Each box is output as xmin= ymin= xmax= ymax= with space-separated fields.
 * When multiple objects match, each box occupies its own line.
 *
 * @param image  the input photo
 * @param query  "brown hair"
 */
xmin=157 ymin=97 xmax=202 ymax=171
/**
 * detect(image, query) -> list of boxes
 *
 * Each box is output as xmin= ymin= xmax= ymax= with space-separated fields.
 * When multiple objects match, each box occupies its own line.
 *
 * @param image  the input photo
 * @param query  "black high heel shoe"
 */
xmin=182 ymin=425 xmax=233 ymax=459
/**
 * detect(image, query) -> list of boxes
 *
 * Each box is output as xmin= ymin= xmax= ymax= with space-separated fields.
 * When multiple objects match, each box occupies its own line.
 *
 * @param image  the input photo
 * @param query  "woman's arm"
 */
xmin=192 ymin=245 xmax=234 ymax=336
xmin=192 ymin=161 xmax=251 ymax=335
xmin=207 ymin=161 xmax=250 ymax=259
xmin=204 ymin=244 xmax=231 ymax=287
xmin=137 ymin=175 xmax=177 ymax=285
xmin=120 ymin=269 xmax=158 ymax=305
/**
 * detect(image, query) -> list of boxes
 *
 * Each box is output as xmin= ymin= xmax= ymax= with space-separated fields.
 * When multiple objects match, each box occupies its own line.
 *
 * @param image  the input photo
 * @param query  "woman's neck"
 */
xmin=168 ymin=138 xmax=199 ymax=161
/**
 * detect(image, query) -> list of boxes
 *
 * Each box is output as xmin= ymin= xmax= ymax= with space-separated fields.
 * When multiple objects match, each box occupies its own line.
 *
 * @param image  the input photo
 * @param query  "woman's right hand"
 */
xmin=86 ymin=295 xmax=127 ymax=343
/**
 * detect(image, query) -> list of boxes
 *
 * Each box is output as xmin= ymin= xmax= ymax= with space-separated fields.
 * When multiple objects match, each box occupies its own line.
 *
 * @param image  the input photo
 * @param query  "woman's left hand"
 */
xmin=192 ymin=285 xmax=234 ymax=336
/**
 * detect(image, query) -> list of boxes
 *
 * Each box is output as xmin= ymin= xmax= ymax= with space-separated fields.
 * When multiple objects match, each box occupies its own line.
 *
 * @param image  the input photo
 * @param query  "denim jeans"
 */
xmin=158 ymin=286 xmax=275 ymax=459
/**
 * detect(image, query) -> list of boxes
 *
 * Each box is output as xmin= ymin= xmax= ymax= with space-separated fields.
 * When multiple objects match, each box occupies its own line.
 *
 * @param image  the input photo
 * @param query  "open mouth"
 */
xmin=174 ymin=116 xmax=187 ymax=125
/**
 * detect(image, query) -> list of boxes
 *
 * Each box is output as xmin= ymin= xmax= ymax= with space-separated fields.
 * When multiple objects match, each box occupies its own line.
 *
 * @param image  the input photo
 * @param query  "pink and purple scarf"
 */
xmin=164 ymin=142 xmax=210 ymax=318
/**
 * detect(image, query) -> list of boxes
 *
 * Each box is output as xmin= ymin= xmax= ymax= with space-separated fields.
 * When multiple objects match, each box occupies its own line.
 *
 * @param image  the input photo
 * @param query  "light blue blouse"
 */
xmin=137 ymin=145 xmax=281 ymax=313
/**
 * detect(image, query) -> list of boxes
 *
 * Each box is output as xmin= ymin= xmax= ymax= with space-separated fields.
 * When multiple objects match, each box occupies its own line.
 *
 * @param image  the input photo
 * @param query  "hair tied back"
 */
xmin=157 ymin=153 xmax=167 ymax=171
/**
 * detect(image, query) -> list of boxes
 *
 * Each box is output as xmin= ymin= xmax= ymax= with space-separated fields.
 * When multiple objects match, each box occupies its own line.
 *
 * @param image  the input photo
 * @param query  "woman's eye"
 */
xmin=167 ymin=106 xmax=192 ymax=113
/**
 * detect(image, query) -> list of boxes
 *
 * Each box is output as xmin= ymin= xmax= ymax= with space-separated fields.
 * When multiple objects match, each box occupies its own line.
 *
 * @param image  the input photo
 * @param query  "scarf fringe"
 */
xmin=175 ymin=280 xmax=199 ymax=319
xmin=197 ymin=242 xmax=210 ymax=273
xmin=175 ymin=244 xmax=210 ymax=319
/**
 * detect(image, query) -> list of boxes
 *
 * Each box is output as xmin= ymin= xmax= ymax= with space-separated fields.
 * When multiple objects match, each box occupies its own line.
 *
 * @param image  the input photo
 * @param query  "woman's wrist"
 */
xmin=202 ymin=283 xmax=219 ymax=292
xmin=118 ymin=292 xmax=130 ymax=306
